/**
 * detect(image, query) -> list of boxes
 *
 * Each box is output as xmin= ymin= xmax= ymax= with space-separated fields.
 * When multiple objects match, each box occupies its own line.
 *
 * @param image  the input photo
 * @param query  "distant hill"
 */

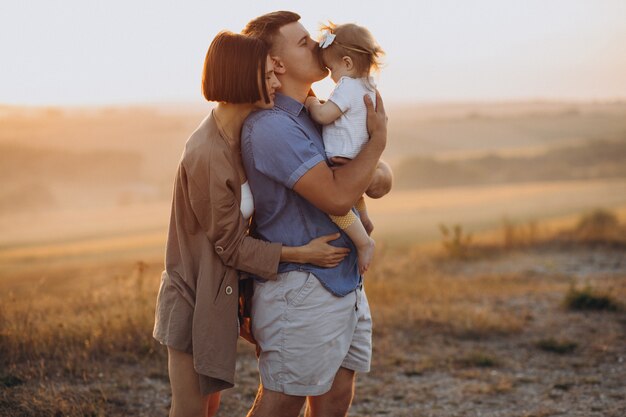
xmin=385 ymin=102 xmax=626 ymax=162
xmin=395 ymin=139 xmax=626 ymax=189
xmin=0 ymin=143 xmax=142 ymax=185
xmin=2 ymin=102 xmax=626 ymax=211
xmin=0 ymin=144 xmax=144 ymax=212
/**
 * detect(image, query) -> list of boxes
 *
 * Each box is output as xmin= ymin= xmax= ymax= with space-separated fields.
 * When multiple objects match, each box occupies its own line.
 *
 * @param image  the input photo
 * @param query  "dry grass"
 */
xmin=1 ymin=211 xmax=625 ymax=416
xmin=366 ymin=250 xmax=529 ymax=339
xmin=563 ymin=285 xmax=622 ymax=312
xmin=435 ymin=208 xmax=626 ymax=260
xmin=2 ymin=245 xmax=534 ymax=415
xmin=1 ymin=261 xmax=160 ymax=368
xmin=535 ymin=338 xmax=578 ymax=354
xmin=0 ymin=261 xmax=166 ymax=416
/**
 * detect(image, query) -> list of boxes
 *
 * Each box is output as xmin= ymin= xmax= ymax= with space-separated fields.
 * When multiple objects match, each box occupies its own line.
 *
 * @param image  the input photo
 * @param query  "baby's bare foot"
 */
xmin=357 ymin=237 xmax=376 ymax=275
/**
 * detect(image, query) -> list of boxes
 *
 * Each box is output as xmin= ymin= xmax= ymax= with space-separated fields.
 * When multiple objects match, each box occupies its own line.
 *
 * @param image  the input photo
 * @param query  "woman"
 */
xmin=153 ymin=31 xmax=349 ymax=417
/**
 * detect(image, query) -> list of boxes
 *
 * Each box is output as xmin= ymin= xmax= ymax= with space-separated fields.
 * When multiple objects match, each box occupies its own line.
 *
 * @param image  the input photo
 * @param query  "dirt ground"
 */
xmin=2 ymin=101 xmax=625 ymax=417
xmin=4 ymin=244 xmax=623 ymax=416
xmin=189 ymin=248 xmax=623 ymax=417
xmin=217 ymin=245 xmax=626 ymax=417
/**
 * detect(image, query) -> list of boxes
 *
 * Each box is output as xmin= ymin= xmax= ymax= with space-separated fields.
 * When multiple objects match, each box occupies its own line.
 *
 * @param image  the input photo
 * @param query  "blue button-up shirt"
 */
xmin=241 ymin=93 xmax=360 ymax=297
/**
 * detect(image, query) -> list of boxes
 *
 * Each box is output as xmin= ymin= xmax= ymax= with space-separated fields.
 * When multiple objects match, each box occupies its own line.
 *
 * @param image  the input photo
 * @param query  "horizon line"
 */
xmin=2 ymin=96 xmax=626 ymax=110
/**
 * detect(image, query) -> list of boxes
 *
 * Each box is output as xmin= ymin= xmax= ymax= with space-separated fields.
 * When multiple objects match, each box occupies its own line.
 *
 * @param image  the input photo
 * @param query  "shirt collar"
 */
xmin=274 ymin=93 xmax=306 ymax=116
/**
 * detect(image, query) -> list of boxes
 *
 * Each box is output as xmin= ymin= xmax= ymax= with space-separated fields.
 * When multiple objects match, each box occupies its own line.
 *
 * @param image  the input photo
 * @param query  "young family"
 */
xmin=153 ymin=11 xmax=392 ymax=417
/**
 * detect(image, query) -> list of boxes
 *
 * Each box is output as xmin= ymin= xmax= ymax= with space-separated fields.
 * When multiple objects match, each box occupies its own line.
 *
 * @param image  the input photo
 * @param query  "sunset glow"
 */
xmin=1 ymin=0 xmax=625 ymax=105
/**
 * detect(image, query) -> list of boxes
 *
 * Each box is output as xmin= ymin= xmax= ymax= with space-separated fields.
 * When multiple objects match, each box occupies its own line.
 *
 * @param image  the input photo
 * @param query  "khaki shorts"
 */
xmin=251 ymin=270 xmax=372 ymax=396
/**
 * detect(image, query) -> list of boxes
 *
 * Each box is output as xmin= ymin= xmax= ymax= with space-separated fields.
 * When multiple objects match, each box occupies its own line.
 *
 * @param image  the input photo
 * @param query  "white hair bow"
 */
xmin=319 ymin=30 xmax=336 ymax=49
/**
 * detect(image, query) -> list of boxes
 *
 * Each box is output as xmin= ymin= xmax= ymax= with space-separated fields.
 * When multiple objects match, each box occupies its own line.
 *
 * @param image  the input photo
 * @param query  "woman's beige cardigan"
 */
xmin=153 ymin=112 xmax=282 ymax=395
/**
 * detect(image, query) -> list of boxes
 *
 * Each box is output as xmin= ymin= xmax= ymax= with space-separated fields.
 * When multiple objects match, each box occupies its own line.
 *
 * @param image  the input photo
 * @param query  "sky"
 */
xmin=1 ymin=0 xmax=625 ymax=106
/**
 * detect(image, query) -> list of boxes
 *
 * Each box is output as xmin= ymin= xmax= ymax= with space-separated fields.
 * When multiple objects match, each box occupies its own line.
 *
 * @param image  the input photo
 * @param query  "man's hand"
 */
xmin=292 ymin=92 xmax=388 ymax=215
xmin=365 ymin=90 xmax=387 ymax=150
xmin=239 ymin=317 xmax=257 ymax=345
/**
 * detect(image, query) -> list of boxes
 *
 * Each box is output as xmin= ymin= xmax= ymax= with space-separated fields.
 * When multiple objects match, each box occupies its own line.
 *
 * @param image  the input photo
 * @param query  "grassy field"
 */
xmin=1 ymin=208 xmax=625 ymax=416
xmin=1 ymin=102 xmax=625 ymax=415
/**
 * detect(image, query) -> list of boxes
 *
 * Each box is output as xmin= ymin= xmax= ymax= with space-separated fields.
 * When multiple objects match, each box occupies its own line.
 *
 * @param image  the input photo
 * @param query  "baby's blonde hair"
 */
xmin=320 ymin=22 xmax=384 ymax=77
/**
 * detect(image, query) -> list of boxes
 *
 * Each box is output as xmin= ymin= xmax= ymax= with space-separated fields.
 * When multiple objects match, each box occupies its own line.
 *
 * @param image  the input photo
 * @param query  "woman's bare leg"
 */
xmin=167 ymin=346 xmax=221 ymax=417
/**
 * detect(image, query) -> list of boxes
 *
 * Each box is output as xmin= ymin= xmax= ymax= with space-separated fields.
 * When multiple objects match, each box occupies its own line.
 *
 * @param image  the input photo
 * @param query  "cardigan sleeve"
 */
xmin=185 ymin=143 xmax=282 ymax=280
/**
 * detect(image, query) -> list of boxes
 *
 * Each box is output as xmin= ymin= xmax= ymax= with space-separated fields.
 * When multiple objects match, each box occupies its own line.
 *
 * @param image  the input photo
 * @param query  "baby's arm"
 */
xmin=305 ymin=96 xmax=343 ymax=125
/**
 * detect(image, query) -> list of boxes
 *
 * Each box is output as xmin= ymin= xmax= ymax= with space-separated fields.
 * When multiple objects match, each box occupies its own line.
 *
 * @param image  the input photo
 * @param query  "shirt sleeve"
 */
xmin=183 ymin=145 xmax=282 ymax=280
xmin=327 ymin=77 xmax=355 ymax=113
xmin=247 ymin=113 xmax=325 ymax=189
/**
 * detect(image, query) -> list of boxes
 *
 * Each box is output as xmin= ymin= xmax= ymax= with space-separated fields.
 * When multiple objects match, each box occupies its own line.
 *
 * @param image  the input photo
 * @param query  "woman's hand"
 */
xmin=301 ymin=233 xmax=350 ymax=267
xmin=280 ymin=233 xmax=350 ymax=266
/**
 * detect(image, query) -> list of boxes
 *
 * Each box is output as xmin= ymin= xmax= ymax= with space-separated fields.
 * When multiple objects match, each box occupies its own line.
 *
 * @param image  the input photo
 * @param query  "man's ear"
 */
xmin=343 ymin=56 xmax=354 ymax=71
xmin=272 ymin=56 xmax=286 ymax=75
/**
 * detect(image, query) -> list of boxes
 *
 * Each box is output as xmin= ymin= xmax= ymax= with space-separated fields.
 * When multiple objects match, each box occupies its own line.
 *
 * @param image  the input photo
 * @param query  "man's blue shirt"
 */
xmin=241 ymin=93 xmax=360 ymax=297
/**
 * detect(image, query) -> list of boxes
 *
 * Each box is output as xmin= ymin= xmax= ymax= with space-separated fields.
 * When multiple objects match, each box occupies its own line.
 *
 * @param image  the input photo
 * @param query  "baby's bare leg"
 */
xmin=329 ymin=209 xmax=375 ymax=274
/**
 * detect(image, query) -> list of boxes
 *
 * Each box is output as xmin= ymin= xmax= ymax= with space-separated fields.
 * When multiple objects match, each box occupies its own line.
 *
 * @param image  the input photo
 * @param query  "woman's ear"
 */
xmin=342 ymin=56 xmax=354 ymax=71
xmin=272 ymin=56 xmax=286 ymax=75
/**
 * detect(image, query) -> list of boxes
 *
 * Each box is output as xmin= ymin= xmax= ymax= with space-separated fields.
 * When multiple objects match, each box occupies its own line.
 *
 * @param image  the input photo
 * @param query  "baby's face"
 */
xmin=322 ymin=49 xmax=350 ymax=83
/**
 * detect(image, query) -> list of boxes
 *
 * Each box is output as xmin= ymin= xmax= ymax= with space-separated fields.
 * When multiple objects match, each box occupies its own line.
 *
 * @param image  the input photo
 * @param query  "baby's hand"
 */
xmin=305 ymin=96 xmax=319 ymax=110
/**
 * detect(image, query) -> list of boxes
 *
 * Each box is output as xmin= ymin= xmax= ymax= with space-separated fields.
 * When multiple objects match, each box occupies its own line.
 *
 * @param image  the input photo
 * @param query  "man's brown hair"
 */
xmin=241 ymin=11 xmax=301 ymax=50
xmin=202 ymin=31 xmax=270 ymax=104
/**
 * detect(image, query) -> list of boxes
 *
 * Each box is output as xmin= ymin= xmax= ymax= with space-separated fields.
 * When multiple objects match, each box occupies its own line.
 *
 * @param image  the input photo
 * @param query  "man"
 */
xmin=240 ymin=11 xmax=392 ymax=417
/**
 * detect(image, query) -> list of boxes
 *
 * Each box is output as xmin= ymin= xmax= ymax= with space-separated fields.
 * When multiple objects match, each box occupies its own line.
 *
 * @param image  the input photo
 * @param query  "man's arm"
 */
xmin=329 ymin=158 xmax=393 ymax=199
xmin=293 ymin=91 xmax=387 ymax=216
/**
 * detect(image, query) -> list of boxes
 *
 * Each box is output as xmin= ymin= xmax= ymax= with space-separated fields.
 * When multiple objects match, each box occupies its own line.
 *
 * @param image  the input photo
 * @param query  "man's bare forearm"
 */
xmin=292 ymin=92 xmax=387 ymax=216
xmin=330 ymin=137 xmax=385 ymax=212
xmin=327 ymin=91 xmax=388 ymax=212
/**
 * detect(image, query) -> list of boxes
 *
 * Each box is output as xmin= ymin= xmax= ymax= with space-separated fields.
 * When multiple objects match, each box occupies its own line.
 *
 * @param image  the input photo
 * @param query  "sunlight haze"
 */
xmin=1 ymin=0 xmax=625 ymax=105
